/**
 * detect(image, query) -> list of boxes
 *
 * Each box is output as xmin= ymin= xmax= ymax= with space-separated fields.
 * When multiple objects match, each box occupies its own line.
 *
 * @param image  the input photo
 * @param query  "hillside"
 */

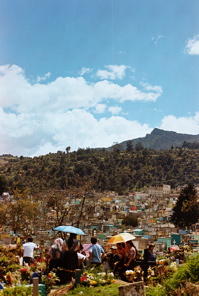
xmin=108 ymin=128 xmax=199 ymax=150
xmin=0 ymin=145 xmax=199 ymax=195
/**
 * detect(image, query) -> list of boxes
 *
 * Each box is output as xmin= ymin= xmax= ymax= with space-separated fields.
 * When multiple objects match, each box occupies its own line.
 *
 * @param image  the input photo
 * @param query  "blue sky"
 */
xmin=0 ymin=0 xmax=199 ymax=156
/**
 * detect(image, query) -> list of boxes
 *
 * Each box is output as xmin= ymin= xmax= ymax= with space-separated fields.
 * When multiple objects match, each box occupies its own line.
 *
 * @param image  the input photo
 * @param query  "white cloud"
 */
xmin=94 ymin=104 xmax=107 ymax=113
xmin=0 ymin=106 xmax=152 ymax=156
xmin=0 ymin=64 xmax=164 ymax=157
xmin=78 ymin=67 xmax=92 ymax=76
xmin=0 ymin=64 xmax=161 ymax=114
xmin=1 ymin=62 xmax=198 ymax=158
xmin=159 ymin=113 xmax=199 ymax=135
xmin=184 ymin=35 xmax=199 ymax=55
xmin=93 ymin=80 xmax=161 ymax=103
xmin=36 ymin=72 xmax=51 ymax=82
xmin=108 ymin=106 xmax=122 ymax=115
xmin=141 ymin=82 xmax=163 ymax=93
xmin=96 ymin=65 xmax=130 ymax=80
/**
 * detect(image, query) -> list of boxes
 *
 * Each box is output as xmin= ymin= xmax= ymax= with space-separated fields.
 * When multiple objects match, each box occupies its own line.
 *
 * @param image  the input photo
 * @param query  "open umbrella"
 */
xmin=54 ymin=225 xmax=85 ymax=235
xmin=107 ymin=232 xmax=136 ymax=245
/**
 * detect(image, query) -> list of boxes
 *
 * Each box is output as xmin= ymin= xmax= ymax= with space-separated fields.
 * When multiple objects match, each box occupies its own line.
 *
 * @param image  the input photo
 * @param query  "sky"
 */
xmin=0 ymin=0 xmax=199 ymax=157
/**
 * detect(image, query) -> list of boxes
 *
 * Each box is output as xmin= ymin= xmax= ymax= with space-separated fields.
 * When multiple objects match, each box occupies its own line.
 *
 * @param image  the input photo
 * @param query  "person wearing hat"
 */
xmin=106 ymin=246 xmax=121 ymax=274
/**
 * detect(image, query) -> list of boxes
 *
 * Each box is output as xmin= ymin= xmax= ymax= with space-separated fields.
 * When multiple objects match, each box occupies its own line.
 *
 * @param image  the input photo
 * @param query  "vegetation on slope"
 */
xmin=0 ymin=145 xmax=199 ymax=194
xmin=146 ymin=252 xmax=199 ymax=296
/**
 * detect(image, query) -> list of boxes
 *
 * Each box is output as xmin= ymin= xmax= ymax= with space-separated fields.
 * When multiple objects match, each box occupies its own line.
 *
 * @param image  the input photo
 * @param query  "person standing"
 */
xmin=89 ymin=237 xmax=105 ymax=267
xmin=58 ymin=246 xmax=79 ymax=284
xmin=49 ymin=237 xmax=64 ymax=259
xmin=124 ymin=240 xmax=137 ymax=270
xmin=106 ymin=246 xmax=121 ymax=274
xmin=146 ymin=244 xmax=156 ymax=263
xmin=66 ymin=233 xmax=82 ymax=251
xmin=48 ymin=237 xmax=64 ymax=271
xmin=22 ymin=237 xmax=38 ymax=265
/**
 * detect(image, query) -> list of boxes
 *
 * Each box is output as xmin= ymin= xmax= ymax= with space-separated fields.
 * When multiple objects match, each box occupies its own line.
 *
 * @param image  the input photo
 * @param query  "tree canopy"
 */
xmin=0 ymin=145 xmax=199 ymax=194
xmin=0 ymin=175 xmax=7 ymax=195
xmin=171 ymin=183 xmax=199 ymax=229
xmin=1 ymin=188 xmax=39 ymax=234
xmin=122 ymin=214 xmax=139 ymax=227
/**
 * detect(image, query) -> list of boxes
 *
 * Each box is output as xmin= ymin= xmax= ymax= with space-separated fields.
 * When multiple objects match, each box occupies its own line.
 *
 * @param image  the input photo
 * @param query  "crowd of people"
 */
xmin=20 ymin=235 xmax=157 ymax=283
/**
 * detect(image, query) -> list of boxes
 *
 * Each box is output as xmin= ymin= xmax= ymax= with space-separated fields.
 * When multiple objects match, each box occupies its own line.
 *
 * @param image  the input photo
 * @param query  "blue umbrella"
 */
xmin=54 ymin=225 xmax=85 ymax=235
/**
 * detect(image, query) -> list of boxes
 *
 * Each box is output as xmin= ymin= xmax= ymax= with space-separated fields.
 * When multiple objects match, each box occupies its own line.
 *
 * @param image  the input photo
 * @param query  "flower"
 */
xmin=80 ymin=275 xmax=87 ymax=282
xmin=97 ymin=272 xmax=106 ymax=277
xmin=91 ymin=280 xmax=97 ymax=286
xmin=41 ymin=271 xmax=60 ymax=293
xmin=21 ymin=268 xmax=29 ymax=273
xmin=125 ymin=270 xmax=134 ymax=275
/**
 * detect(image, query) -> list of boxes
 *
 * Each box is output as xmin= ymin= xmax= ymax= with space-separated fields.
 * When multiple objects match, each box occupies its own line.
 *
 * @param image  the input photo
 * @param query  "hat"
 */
xmin=110 ymin=246 xmax=117 ymax=250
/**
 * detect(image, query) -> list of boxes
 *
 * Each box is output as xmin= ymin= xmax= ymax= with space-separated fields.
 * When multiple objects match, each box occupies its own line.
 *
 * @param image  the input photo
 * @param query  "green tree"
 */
xmin=66 ymin=146 xmax=71 ymax=154
xmin=0 ymin=203 xmax=7 ymax=226
xmin=171 ymin=183 xmax=199 ymax=229
xmin=112 ymin=142 xmax=121 ymax=153
xmin=0 ymin=175 xmax=7 ymax=195
xmin=126 ymin=140 xmax=134 ymax=152
xmin=135 ymin=141 xmax=144 ymax=151
xmin=5 ymin=188 xmax=38 ymax=234
xmin=122 ymin=214 xmax=139 ymax=227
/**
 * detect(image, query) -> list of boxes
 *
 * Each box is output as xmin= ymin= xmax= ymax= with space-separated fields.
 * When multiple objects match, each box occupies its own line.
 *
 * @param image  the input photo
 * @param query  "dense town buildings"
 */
xmin=1 ymin=184 xmax=199 ymax=252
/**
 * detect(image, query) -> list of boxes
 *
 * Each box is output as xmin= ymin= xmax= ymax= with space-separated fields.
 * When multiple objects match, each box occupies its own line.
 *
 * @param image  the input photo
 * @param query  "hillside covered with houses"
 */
xmin=1 ymin=183 xmax=199 ymax=253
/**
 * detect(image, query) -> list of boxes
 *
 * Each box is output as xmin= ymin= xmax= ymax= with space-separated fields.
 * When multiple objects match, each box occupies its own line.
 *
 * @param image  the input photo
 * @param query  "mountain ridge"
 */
xmin=107 ymin=128 xmax=199 ymax=150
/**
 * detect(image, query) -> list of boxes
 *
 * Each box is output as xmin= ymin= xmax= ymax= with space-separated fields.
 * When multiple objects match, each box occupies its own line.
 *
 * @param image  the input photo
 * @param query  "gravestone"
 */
xmin=118 ymin=281 xmax=145 ymax=296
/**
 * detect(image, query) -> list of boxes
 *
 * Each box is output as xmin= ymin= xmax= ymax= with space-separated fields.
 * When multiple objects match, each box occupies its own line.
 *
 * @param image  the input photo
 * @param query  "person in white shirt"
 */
xmin=22 ymin=237 xmax=38 ymax=265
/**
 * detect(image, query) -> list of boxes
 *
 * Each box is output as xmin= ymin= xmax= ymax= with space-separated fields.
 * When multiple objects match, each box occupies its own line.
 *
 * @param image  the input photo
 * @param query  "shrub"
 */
xmin=0 ymin=285 xmax=32 ymax=296
xmin=146 ymin=252 xmax=199 ymax=295
xmin=165 ymin=252 xmax=199 ymax=293
xmin=146 ymin=284 xmax=166 ymax=296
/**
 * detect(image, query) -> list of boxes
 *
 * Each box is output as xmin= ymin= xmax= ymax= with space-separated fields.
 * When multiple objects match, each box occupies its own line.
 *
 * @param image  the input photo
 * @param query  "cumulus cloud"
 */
xmin=0 ymin=64 xmax=161 ymax=114
xmin=94 ymin=104 xmax=107 ymax=113
xmin=184 ymin=35 xmax=199 ymax=55
xmin=36 ymin=72 xmax=51 ymax=82
xmin=96 ymin=65 xmax=130 ymax=80
xmin=0 ymin=62 xmax=198 ymax=157
xmin=0 ymin=64 xmax=163 ymax=156
xmin=0 ymin=106 xmax=152 ymax=156
xmin=159 ymin=112 xmax=199 ymax=135
xmin=108 ymin=106 xmax=122 ymax=115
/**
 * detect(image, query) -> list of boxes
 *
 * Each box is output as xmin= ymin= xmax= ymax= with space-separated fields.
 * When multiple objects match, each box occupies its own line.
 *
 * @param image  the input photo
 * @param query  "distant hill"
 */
xmin=1 ymin=129 xmax=199 ymax=193
xmin=107 ymin=128 xmax=199 ymax=150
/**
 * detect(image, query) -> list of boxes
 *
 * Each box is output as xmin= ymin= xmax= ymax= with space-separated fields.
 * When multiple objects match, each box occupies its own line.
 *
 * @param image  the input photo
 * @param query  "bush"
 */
xmin=122 ymin=214 xmax=138 ymax=227
xmin=146 ymin=284 xmax=166 ymax=296
xmin=146 ymin=252 xmax=199 ymax=295
xmin=165 ymin=252 xmax=199 ymax=293
xmin=0 ymin=285 xmax=32 ymax=296
xmin=186 ymin=252 xmax=199 ymax=282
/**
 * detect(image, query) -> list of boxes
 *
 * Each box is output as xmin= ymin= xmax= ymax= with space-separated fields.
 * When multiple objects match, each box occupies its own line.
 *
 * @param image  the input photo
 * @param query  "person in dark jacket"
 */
xmin=146 ymin=244 xmax=156 ymax=263
xmin=59 ymin=249 xmax=79 ymax=283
